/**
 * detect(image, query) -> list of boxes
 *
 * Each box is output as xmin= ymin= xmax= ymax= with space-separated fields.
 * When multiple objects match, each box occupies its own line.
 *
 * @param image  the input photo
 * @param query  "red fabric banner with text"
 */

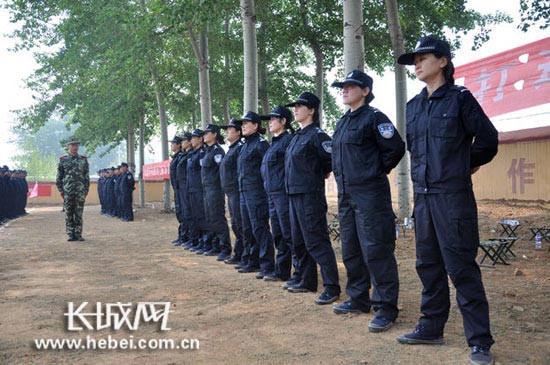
xmin=455 ymin=37 xmax=550 ymax=118
xmin=142 ymin=160 xmax=171 ymax=180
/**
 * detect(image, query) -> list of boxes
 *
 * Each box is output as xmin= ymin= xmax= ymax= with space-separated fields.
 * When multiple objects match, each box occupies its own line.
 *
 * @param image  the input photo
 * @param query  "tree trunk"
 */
xmin=150 ymin=66 xmax=171 ymax=212
xmin=188 ymin=24 xmax=212 ymax=129
xmin=311 ymin=41 xmax=324 ymax=126
xmin=223 ymin=18 xmax=231 ymax=124
xmin=138 ymin=111 xmax=145 ymax=208
xmin=343 ymin=0 xmax=365 ymax=73
xmin=241 ymin=0 xmax=258 ymax=113
xmin=258 ymin=21 xmax=272 ymax=141
xmin=385 ymin=0 xmax=411 ymax=219
xmin=127 ymin=123 xmax=135 ymax=174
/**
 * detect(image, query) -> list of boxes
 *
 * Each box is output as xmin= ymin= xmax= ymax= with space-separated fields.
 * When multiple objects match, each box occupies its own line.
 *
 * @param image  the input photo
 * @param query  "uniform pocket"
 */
xmin=430 ymin=115 xmax=458 ymax=138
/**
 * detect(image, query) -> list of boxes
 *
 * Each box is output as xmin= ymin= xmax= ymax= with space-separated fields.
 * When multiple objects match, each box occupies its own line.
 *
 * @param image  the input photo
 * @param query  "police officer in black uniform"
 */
xmin=119 ymin=162 xmax=135 ymax=221
xmin=186 ymin=129 xmax=210 ymax=252
xmin=260 ymin=106 xmax=299 ymax=284
xmin=331 ymin=70 xmax=405 ymax=332
xmin=236 ymin=111 xmax=275 ymax=277
xmin=106 ymin=167 xmax=116 ymax=217
xmin=169 ymin=135 xmax=185 ymax=244
xmin=201 ymin=124 xmax=232 ymax=261
xmin=177 ymin=132 xmax=193 ymax=248
xmin=396 ymin=36 xmax=498 ymax=365
xmin=284 ymin=92 xmax=341 ymax=305
xmin=219 ymin=119 xmax=245 ymax=265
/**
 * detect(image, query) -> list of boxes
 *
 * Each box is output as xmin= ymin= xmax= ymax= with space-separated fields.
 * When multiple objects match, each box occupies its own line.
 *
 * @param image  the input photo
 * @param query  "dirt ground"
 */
xmin=1 ymin=199 xmax=549 ymax=365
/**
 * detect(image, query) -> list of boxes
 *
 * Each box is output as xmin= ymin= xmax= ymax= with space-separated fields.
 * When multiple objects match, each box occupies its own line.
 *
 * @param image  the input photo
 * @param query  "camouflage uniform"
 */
xmin=56 ymin=153 xmax=90 ymax=239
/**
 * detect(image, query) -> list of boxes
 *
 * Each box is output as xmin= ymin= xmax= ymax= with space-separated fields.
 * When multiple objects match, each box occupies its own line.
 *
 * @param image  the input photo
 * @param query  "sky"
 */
xmin=1 ymin=1 xmax=549 ymax=167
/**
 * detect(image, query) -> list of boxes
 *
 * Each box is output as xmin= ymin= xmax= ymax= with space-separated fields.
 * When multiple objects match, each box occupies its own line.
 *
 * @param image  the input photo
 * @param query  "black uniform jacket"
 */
xmin=284 ymin=123 xmax=332 ymax=195
xmin=201 ymin=143 xmax=225 ymax=189
xmin=332 ymin=104 xmax=405 ymax=194
xmin=261 ymin=131 xmax=293 ymax=194
xmin=220 ymin=140 xmax=243 ymax=193
xmin=406 ymin=84 xmax=498 ymax=194
xmin=237 ymin=132 xmax=270 ymax=192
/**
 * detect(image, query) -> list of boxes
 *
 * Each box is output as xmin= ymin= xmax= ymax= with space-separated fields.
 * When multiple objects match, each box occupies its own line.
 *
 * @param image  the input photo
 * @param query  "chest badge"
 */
xmin=377 ymin=123 xmax=395 ymax=139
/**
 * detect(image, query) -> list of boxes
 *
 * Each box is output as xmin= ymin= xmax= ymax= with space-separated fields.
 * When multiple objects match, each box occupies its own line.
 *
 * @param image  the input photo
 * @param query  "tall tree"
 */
xmin=385 ymin=0 xmax=410 ymax=219
xmin=343 ymin=0 xmax=365 ymax=73
xmin=241 ymin=0 xmax=259 ymax=113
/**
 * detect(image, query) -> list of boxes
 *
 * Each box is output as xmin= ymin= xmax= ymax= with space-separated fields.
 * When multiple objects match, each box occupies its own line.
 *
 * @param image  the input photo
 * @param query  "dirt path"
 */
xmin=0 ymin=202 xmax=549 ymax=365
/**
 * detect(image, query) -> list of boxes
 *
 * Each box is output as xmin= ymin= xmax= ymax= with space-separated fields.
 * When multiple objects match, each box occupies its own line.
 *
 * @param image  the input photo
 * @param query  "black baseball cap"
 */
xmin=285 ymin=92 xmax=320 ymax=110
xmin=169 ymin=135 xmax=183 ymax=144
xmin=332 ymin=70 xmax=373 ymax=89
xmin=260 ymin=105 xmax=294 ymax=123
xmin=191 ymin=129 xmax=204 ymax=137
xmin=204 ymin=124 xmax=221 ymax=134
xmin=121 ymin=162 xmax=129 ymax=168
xmin=183 ymin=132 xmax=193 ymax=141
xmin=397 ymin=35 xmax=452 ymax=65
xmin=240 ymin=111 xmax=262 ymax=124
xmin=220 ymin=119 xmax=242 ymax=131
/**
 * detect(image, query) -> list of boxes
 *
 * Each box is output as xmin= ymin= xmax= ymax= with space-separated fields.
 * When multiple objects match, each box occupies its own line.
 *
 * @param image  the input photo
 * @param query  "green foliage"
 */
xmin=519 ymin=0 xmax=549 ymax=31
xmin=4 ymin=0 xmax=514 ymax=150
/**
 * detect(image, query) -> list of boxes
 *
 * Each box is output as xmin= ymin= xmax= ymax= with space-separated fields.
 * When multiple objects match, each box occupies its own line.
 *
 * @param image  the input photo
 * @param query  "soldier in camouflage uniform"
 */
xmin=56 ymin=138 xmax=90 ymax=241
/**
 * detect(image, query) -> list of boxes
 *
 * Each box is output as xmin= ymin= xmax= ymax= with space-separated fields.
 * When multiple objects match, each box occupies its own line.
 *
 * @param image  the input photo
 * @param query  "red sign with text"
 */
xmin=455 ymin=38 xmax=550 ymax=118
xmin=142 ymin=160 xmax=171 ymax=180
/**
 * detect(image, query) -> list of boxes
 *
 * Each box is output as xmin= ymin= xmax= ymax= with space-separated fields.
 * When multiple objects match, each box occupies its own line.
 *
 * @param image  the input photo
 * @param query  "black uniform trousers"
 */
xmin=177 ymin=187 xmax=191 ymax=241
xmin=414 ymin=191 xmax=494 ymax=348
xmin=268 ymin=191 xmax=295 ymax=281
xmin=226 ymin=190 xmax=244 ymax=260
xmin=188 ymin=190 xmax=208 ymax=243
xmin=122 ymin=192 xmax=133 ymax=221
xmin=339 ymin=189 xmax=399 ymax=319
xmin=289 ymin=192 xmax=340 ymax=295
xmin=204 ymin=188 xmax=231 ymax=254
xmin=174 ymin=188 xmax=184 ymax=235
xmin=240 ymin=189 xmax=274 ymax=272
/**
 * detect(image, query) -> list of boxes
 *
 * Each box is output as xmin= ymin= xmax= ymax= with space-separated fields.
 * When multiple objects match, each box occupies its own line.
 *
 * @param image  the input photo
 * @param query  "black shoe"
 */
xmin=216 ymin=253 xmax=230 ymax=261
xmin=332 ymin=300 xmax=371 ymax=315
xmin=255 ymin=271 xmax=273 ymax=280
xmin=470 ymin=346 xmax=494 ymax=365
xmin=287 ymin=285 xmax=315 ymax=293
xmin=224 ymin=256 xmax=240 ymax=265
xmin=396 ymin=325 xmax=444 ymax=345
xmin=204 ymin=249 xmax=221 ymax=256
xmin=172 ymin=238 xmax=181 ymax=244
xmin=282 ymin=279 xmax=301 ymax=290
xmin=234 ymin=264 xmax=244 ymax=270
xmin=238 ymin=266 xmax=261 ymax=273
xmin=67 ymin=237 xmax=76 ymax=242
xmin=75 ymin=236 xmax=85 ymax=242
xmin=263 ymin=274 xmax=284 ymax=282
xmin=368 ymin=316 xmax=395 ymax=333
xmin=315 ymin=291 xmax=340 ymax=305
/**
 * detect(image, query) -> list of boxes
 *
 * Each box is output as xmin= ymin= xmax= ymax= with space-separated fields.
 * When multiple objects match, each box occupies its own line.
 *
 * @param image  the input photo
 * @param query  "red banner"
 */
xmin=27 ymin=183 xmax=52 ymax=197
xmin=142 ymin=160 xmax=171 ymax=180
xmin=455 ymin=37 xmax=550 ymax=118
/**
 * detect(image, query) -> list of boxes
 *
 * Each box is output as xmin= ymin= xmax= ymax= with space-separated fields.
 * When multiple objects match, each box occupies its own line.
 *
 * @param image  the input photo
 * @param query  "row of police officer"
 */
xmin=0 ymin=166 xmax=29 ymax=224
xmin=97 ymin=163 xmax=135 ymax=222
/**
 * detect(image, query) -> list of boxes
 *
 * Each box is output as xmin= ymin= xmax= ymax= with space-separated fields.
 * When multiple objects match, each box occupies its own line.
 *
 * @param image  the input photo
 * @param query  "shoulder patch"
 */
xmin=59 ymin=155 xmax=67 ymax=159
xmin=316 ymin=127 xmax=325 ymax=134
xmin=372 ymin=108 xmax=380 ymax=113
xmin=321 ymin=140 xmax=332 ymax=153
xmin=377 ymin=123 xmax=395 ymax=139
xmin=214 ymin=154 xmax=223 ymax=164
xmin=80 ymin=154 xmax=88 ymax=158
